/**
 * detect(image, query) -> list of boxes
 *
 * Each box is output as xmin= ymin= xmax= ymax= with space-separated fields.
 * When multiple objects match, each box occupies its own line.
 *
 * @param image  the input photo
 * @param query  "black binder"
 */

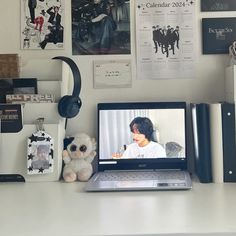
xmin=191 ymin=103 xmax=212 ymax=183
xmin=222 ymin=103 xmax=236 ymax=182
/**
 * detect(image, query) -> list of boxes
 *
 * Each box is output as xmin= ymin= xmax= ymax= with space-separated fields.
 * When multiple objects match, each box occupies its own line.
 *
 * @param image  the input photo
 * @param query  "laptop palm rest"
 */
xmin=86 ymin=170 xmax=192 ymax=191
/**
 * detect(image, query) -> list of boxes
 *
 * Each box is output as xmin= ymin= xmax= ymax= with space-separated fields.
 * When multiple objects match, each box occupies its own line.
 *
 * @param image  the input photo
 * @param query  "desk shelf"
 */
xmin=0 ymin=59 xmax=73 ymax=181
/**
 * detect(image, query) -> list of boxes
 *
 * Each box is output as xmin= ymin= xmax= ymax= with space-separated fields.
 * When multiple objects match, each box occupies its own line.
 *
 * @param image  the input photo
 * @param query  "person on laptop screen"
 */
xmin=114 ymin=117 xmax=166 ymax=159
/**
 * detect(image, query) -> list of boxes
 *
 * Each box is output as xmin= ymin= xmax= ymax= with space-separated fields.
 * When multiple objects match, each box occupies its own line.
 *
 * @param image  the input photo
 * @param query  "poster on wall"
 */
xmin=202 ymin=18 xmax=236 ymax=54
xmin=71 ymin=0 xmax=131 ymax=55
xmin=21 ymin=0 xmax=65 ymax=50
xmin=201 ymin=0 xmax=236 ymax=12
xmin=136 ymin=0 xmax=196 ymax=80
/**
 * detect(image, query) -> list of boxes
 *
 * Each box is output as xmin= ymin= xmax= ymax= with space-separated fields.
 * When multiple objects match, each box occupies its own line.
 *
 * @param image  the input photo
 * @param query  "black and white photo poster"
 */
xmin=136 ymin=0 xmax=196 ymax=80
xmin=21 ymin=0 xmax=65 ymax=50
xmin=71 ymin=0 xmax=131 ymax=55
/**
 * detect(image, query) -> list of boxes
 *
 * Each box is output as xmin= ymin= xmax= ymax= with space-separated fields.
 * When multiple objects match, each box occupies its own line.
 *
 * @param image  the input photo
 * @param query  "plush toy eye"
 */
xmin=70 ymin=144 xmax=77 ymax=152
xmin=79 ymin=145 xmax=87 ymax=152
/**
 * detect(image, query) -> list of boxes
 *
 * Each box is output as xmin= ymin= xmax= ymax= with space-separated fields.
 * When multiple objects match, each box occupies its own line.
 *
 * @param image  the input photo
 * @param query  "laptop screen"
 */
xmin=98 ymin=102 xmax=187 ymax=171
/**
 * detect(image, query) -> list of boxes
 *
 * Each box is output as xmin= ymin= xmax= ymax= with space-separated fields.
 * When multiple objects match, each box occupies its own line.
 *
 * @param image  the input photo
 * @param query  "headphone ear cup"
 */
xmin=58 ymin=95 xmax=82 ymax=118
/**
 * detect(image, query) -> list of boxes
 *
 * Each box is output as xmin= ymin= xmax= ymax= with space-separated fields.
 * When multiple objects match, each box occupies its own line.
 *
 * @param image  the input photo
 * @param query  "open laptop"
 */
xmin=85 ymin=102 xmax=192 ymax=191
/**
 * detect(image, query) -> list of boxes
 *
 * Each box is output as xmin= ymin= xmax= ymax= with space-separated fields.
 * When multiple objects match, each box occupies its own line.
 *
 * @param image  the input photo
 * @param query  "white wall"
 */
xmin=0 ymin=0 xmax=235 ymax=138
xmin=149 ymin=110 xmax=185 ymax=147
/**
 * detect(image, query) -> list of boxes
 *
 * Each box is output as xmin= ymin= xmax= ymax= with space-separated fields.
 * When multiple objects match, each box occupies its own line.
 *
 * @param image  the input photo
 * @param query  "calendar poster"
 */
xmin=136 ymin=0 xmax=196 ymax=79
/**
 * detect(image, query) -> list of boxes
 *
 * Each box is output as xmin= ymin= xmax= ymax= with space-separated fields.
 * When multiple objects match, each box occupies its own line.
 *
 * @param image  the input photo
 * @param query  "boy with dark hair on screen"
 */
xmin=121 ymin=117 xmax=166 ymax=158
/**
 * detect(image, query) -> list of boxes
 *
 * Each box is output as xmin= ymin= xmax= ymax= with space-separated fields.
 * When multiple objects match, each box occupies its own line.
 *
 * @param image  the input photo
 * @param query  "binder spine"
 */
xmin=192 ymin=103 xmax=212 ymax=183
xmin=209 ymin=104 xmax=224 ymax=183
xmin=222 ymin=103 xmax=236 ymax=182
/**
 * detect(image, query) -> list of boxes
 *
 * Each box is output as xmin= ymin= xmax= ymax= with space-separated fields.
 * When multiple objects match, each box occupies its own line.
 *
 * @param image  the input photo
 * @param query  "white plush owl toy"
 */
xmin=62 ymin=133 xmax=96 ymax=182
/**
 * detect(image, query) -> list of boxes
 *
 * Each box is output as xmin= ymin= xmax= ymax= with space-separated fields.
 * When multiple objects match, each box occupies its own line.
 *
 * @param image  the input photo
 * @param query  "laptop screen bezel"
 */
xmin=97 ymin=102 xmax=188 ymax=171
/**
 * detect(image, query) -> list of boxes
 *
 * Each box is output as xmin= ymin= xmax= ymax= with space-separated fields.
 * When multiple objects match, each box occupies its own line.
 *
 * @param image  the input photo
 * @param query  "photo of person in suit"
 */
xmin=152 ymin=24 xmax=180 ymax=58
xmin=47 ymin=5 xmax=61 ymax=28
xmin=174 ymin=26 xmax=180 ymax=49
xmin=152 ymin=26 xmax=158 ymax=53
xmin=39 ymin=5 xmax=64 ymax=49
xmin=169 ymin=27 xmax=176 ymax=55
xmin=152 ymin=25 xmax=162 ymax=53
xmin=161 ymin=27 xmax=169 ymax=57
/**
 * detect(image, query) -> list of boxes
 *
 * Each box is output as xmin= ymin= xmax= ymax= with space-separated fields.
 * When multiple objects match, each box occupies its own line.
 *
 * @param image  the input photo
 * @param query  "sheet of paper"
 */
xmin=94 ymin=60 xmax=132 ymax=88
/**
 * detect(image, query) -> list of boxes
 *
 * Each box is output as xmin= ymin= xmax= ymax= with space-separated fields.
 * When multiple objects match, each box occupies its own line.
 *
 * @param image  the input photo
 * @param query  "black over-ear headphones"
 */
xmin=52 ymin=56 xmax=82 ymax=119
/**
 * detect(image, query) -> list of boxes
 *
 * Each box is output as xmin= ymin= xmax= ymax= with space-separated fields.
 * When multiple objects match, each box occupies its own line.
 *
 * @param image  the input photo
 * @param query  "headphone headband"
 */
xmin=52 ymin=56 xmax=81 ymax=96
xmin=52 ymin=56 xmax=82 ymax=120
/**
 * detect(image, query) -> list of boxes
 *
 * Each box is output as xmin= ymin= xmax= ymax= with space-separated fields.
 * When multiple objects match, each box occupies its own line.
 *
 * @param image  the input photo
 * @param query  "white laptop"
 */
xmin=85 ymin=102 xmax=192 ymax=191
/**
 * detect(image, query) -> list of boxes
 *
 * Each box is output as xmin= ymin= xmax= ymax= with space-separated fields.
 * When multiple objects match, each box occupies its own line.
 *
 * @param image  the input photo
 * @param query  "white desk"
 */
xmin=1 ymin=181 xmax=236 ymax=236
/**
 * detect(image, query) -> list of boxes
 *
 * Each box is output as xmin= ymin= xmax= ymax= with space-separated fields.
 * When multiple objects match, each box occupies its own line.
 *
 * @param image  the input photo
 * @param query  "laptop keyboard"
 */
xmin=97 ymin=171 xmax=186 ymax=181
